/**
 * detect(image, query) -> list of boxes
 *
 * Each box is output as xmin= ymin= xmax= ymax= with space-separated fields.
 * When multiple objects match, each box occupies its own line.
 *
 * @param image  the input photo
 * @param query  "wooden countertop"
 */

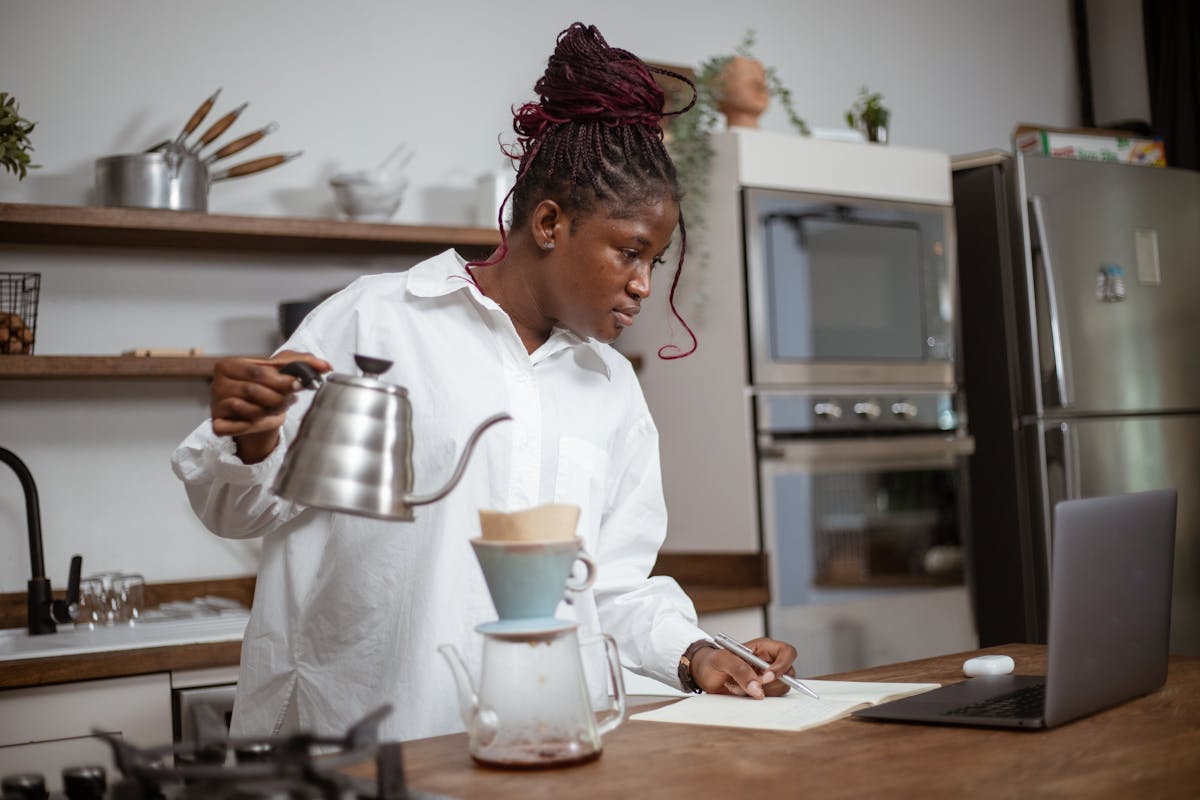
xmin=0 ymin=640 xmax=242 ymax=690
xmin=0 ymin=555 xmax=769 ymax=690
xmin=0 ymin=576 xmax=251 ymax=690
xmin=346 ymin=644 xmax=1200 ymax=799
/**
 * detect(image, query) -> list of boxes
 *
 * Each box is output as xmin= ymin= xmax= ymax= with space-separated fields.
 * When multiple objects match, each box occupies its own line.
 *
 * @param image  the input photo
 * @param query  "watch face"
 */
xmin=679 ymin=641 xmax=715 ymax=693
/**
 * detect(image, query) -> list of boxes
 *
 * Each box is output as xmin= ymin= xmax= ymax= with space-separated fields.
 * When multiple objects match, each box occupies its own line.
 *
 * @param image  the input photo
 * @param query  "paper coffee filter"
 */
xmin=478 ymin=503 xmax=581 ymax=542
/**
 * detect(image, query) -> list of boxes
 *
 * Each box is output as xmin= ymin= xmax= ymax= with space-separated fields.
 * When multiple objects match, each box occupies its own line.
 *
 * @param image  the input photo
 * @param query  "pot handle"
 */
xmin=190 ymin=101 xmax=249 ymax=153
xmin=279 ymin=361 xmax=323 ymax=389
xmin=211 ymin=151 xmax=303 ymax=181
xmin=207 ymin=121 xmax=279 ymax=164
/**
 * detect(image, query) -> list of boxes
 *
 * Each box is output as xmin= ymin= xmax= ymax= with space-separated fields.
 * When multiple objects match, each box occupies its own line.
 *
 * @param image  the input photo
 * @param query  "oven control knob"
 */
xmin=1 ymin=774 xmax=47 ymax=800
xmin=813 ymin=401 xmax=843 ymax=420
xmin=62 ymin=765 xmax=106 ymax=800
xmin=890 ymin=401 xmax=919 ymax=420
xmin=853 ymin=401 xmax=881 ymax=420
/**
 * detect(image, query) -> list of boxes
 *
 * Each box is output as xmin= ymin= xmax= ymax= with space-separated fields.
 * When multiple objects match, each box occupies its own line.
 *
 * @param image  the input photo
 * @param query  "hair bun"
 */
xmin=513 ymin=22 xmax=665 ymax=140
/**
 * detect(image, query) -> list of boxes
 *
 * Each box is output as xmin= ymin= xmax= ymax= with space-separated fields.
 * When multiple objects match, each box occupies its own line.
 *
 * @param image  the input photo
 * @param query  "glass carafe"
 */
xmin=440 ymin=619 xmax=626 ymax=768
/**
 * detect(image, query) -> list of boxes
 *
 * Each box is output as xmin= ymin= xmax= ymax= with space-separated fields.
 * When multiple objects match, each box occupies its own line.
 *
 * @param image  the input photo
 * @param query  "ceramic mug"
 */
xmin=470 ymin=537 xmax=596 ymax=620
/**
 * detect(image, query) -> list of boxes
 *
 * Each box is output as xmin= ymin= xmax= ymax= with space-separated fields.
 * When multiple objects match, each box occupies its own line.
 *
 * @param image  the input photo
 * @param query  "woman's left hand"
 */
xmin=689 ymin=637 xmax=799 ymax=699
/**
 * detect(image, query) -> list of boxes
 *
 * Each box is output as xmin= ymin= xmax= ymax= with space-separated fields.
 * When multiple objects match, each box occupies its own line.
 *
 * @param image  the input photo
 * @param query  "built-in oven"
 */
xmin=172 ymin=677 xmax=237 ymax=754
xmin=757 ymin=390 xmax=972 ymax=596
xmin=755 ymin=389 xmax=975 ymax=674
xmin=743 ymin=187 xmax=957 ymax=388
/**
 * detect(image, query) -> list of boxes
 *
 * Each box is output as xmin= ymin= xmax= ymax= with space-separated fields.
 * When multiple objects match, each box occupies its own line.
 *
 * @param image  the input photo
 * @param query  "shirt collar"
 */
xmin=408 ymin=250 xmax=612 ymax=380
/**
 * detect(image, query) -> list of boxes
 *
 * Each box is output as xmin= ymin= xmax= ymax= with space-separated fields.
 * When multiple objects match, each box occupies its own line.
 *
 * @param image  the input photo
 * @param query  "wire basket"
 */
xmin=0 ymin=272 xmax=40 ymax=355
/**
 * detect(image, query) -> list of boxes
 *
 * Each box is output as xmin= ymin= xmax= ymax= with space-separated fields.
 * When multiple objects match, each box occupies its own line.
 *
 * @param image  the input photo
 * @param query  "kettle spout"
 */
xmin=405 ymin=412 xmax=511 ymax=507
xmin=438 ymin=643 xmax=479 ymax=731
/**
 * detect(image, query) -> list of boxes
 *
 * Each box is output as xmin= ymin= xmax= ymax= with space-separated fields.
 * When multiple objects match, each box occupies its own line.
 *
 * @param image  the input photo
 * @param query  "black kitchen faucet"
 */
xmin=0 ymin=446 xmax=81 ymax=635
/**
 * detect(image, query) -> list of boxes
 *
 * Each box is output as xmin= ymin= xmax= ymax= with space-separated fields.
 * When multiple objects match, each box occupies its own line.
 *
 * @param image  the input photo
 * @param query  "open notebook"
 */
xmin=630 ymin=680 xmax=939 ymax=732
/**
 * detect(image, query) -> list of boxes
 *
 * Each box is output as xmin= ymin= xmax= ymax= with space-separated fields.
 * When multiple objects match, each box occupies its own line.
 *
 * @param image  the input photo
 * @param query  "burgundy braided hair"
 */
xmin=467 ymin=22 xmax=699 ymax=359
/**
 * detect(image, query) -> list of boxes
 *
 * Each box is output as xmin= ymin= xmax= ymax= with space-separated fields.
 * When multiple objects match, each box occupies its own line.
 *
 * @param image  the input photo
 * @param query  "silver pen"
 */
xmin=712 ymin=632 xmax=820 ymax=700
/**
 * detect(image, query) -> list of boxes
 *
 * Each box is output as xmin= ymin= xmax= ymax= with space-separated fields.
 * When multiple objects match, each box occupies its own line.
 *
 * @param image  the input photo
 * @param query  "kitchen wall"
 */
xmin=0 ymin=1 xmax=1078 ymax=593
xmin=1085 ymin=0 xmax=1152 ymax=126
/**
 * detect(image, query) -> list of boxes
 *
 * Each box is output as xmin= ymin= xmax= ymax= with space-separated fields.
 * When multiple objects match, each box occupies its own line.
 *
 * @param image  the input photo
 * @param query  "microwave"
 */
xmin=742 ymin=187 xmax=957 ymax=389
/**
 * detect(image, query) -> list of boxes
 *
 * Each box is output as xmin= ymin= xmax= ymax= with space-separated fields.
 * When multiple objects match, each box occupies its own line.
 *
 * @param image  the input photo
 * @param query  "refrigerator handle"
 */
xmin=1028 ymin=196 xmax=1073 ymax=408
xmin=1058 ymin=421 xmax=1080 ymax=500
xmin=1042 ymin=422 xmax=1078 ymax=508
xmin=1041 ymin=424 xmax=1071 ymax=578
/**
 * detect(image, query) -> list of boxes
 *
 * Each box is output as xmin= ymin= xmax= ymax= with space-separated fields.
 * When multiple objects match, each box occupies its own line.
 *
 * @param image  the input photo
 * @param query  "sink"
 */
xmin=0 ymin=613 xmax=248 ymax=662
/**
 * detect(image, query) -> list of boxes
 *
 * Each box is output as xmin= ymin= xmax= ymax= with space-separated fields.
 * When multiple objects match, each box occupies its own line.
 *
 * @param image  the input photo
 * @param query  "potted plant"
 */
xmin=845 ymin=85 xmax=890 ymax=144
xmin=664 ymin=31 xmax=810 ymax=320
xmin=1 ymin=92 xmax=39 ymax=179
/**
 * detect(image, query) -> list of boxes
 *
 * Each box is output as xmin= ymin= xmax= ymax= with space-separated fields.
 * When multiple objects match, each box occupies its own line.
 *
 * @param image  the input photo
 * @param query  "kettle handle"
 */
xmin=581 ymin=633 xmax=627 ymax=737
xmin=279 ymin=361 xmax=324 ymax=389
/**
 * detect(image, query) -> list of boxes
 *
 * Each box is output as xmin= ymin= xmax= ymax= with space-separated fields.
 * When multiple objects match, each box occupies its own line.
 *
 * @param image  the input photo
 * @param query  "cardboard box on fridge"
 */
xmin=1013 ymin=123 xmax=1166 ymax=167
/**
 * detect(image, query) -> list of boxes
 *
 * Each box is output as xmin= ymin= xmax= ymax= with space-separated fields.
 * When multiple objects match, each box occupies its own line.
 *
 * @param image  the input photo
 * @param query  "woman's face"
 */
xmin=544 ymin=196 xmax=679 ymax=343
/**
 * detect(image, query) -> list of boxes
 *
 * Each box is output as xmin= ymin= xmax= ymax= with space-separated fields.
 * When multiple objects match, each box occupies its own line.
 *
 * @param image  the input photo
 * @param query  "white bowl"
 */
xmin=329 ymin=170 xmax=408 ymax=222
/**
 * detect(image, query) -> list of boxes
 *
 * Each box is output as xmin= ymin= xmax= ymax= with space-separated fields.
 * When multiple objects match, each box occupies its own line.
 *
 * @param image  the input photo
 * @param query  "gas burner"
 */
xmin=89 ymin=705 xmax=450 ymax=800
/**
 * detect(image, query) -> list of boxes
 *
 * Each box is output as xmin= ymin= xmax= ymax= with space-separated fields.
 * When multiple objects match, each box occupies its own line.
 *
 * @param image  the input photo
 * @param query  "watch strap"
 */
xmin=677 ymin=639 xmax=719 ymax=693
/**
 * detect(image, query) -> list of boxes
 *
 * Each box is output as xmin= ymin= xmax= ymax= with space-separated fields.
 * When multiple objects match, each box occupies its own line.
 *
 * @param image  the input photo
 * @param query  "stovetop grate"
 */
xmin=91 ymin=705 xmax=450 ymax=800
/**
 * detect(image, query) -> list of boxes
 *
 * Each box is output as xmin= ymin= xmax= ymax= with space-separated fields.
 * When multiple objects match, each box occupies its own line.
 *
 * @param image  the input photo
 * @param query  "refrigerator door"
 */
xmin=1031 ymin=413 xmax=1200 ymax=655
xmin=1019 ymin=155 xmax=1200 ymax=416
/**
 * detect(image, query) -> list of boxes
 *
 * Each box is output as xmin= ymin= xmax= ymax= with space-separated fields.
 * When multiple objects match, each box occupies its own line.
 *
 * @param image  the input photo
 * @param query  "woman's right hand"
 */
xmin=210 ymin=351 xmax=332 ymax=464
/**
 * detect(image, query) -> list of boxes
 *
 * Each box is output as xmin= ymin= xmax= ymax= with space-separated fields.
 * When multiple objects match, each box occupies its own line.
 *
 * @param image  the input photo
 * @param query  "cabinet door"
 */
xmin=0 ymin=673 xmax=172 ymax=792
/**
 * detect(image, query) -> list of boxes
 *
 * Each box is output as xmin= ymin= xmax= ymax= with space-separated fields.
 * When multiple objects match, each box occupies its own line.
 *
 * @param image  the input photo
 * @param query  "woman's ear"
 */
xmin=530 ymin=200 xmax=566 ymax=251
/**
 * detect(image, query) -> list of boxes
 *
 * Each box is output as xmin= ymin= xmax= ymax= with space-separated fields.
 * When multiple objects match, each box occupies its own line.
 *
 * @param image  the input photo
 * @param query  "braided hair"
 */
xmin=469 ymin=22 xmax=698 ymax=359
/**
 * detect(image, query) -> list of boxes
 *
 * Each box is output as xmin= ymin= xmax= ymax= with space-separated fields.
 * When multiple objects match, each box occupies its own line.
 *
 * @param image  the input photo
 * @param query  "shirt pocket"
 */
xmin=554 ymin=436 xmax=610 ymax=549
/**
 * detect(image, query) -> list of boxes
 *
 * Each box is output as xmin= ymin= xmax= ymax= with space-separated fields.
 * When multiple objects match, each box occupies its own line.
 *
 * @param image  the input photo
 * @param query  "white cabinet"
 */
xmin=0 ymin=673 xmax=172 ymax=792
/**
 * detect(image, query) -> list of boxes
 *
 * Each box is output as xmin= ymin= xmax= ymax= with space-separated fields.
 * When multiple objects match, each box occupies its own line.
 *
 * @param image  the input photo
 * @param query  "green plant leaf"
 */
xmin=0 ymin=91 xmax=40 ymax=179
xmin=844 ymin=85 xmax=889 ymax=132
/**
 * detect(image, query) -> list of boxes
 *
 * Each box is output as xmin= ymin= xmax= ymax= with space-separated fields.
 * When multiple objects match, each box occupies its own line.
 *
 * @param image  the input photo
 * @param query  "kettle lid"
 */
xmin=326 ymin=353 xmax=407 ymax=395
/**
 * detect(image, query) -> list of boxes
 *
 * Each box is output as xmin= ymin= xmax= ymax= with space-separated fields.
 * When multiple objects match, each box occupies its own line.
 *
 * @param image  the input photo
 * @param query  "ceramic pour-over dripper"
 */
xmin=472 ymin=504 xmax=594 ymax=621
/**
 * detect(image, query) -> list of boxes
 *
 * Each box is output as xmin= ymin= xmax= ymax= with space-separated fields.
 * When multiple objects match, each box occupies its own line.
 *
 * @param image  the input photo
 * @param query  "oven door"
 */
xmin=743 ymin=187 xmax=957 ymax=388
xmin=172 ymin=682 xmax=237 ymax=746
xmin=759 ymin=434 xmax=974 ymax=607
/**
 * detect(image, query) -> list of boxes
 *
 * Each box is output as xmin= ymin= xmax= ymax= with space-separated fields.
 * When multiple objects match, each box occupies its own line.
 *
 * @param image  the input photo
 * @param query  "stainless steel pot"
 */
xmin=95 ymin=151 xmax=209 ymax=211
xmin=94 ymin=149 xmax=303 ymax=212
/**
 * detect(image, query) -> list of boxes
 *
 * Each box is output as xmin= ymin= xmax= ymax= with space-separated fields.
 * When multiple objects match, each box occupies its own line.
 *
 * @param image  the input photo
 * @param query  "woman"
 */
xmin=172 ymin=22 xmax=798 ymax=741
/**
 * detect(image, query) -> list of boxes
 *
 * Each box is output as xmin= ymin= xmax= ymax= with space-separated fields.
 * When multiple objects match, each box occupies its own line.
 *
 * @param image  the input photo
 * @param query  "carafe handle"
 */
xmin=582 ymin=632 xmax=626 ymax=737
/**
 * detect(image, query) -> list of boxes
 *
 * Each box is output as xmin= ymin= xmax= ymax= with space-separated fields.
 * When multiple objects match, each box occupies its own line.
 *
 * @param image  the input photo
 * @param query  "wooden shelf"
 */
xmin=0 ymin=355 xmax=233 ymax=379
xmin=651 ymin=552 xmax=770 ymax=613
xmin=1 ymin=354 xmax=643 ymax=379
xmin=0 ymin=202 xmax=501 ymax=254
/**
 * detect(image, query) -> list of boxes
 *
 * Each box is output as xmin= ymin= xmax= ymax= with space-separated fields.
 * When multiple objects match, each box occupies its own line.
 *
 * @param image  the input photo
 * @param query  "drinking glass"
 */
xmin=87 ymin=572 xmax=122 ymax=626
xmin=76 ymin=577 xmax=106 ymax=629
xmin=113 ymin=573 xmax=146 ymax=624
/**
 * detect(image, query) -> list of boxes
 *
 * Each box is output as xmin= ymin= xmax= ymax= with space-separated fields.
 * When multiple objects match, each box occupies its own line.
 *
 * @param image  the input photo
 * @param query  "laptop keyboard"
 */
xmin=942 ymin=682 xmax=1046 ymax=718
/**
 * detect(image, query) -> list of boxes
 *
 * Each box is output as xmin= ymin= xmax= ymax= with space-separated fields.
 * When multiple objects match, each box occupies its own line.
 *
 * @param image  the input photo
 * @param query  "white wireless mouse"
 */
xmin=963 ymin=654 xmax=1015 ymax=677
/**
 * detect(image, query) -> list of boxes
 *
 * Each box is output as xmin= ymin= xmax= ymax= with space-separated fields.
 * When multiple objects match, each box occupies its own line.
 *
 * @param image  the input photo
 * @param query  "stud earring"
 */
xmin=542 ymin=241 xmax=554 ymax=250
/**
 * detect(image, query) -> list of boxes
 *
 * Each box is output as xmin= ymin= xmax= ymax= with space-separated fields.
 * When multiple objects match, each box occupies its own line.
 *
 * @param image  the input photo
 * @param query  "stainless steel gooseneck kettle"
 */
xmin=272 ymin=354 xmax=511 ymax=521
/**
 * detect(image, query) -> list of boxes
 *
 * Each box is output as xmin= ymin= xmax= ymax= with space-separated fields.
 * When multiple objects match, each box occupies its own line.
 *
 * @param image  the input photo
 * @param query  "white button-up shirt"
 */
xmin=171 ymin=249 xmax=706 ymax=741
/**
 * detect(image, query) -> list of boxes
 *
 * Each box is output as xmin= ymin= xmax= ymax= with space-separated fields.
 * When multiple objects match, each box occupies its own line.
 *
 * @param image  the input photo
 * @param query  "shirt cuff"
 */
xmin=209 ymin=428 xmax=290 ymax=485
xmin=649 ymin=616 xmax=711 ymax=691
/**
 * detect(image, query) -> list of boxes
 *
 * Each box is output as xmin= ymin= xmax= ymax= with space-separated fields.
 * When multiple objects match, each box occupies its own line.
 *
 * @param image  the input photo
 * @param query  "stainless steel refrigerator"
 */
xmin=953 ymin=151 xmax=1199 ymax=655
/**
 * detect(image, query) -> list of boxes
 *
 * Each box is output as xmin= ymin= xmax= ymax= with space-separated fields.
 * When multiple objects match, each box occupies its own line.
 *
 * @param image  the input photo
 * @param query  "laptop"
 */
xmin=852 ymin=488 xmax=1177 ymax=729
